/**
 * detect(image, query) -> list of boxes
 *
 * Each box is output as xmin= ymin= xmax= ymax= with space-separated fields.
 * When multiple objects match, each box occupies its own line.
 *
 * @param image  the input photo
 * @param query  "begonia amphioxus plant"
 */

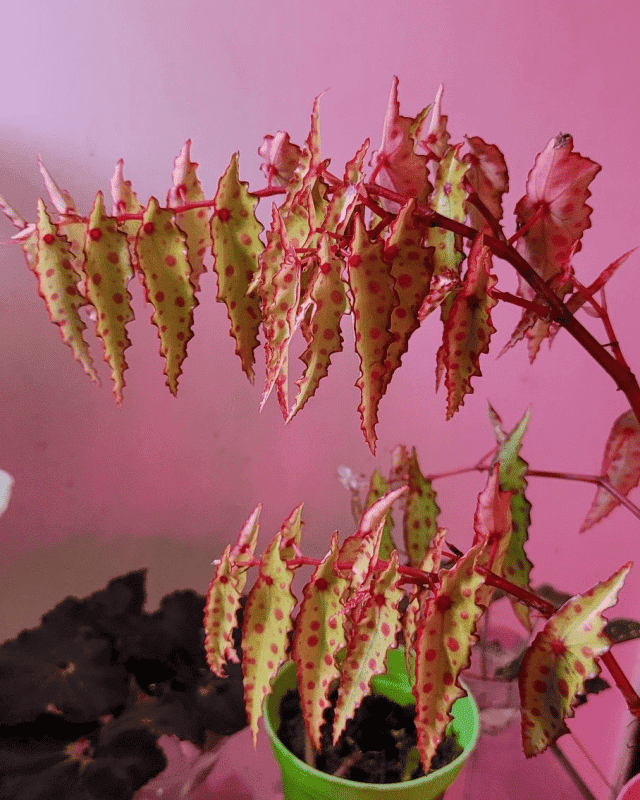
xmin=2 ymin=77 xmax=640 ymax=775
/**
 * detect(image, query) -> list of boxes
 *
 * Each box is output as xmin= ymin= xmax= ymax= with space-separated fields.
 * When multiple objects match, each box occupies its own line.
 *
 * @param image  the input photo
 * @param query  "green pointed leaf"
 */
xmin=241 ymin=532 xmax=297 ymax=745
xmin=278 ymin=503 xmax=304 ymax=562
xmin=332 ymin=552 xmax=404 ymax=745
xmin=382 ymin=199 xmax=434 ymax=394
xmin=84 ymin=191 xmax=134 ymax=404
xmin=260 ymin=205 xmax=301 ymax=416
xmin=413 ymin=539 xmax=487 ymax=772
xmin=287 ymin=234 xmax=347 ymax=421
xmin=34 ymin=200 xmax=98 ymax=383
xmin=110 ymin=159 xmax=143 ymax=243
xmin=203 ymin=546 xmax=245 ymax=677
xmin=438 ymin=233 xmax=497 ymax=418
xmin=427 ymin=146 xmax=469 ymax=280
xmin=135 ymin=197 xmax=197 ymax=395
xmin=37 ymin=156 xmax=76 ymax=214
xmin=229 ymin=504 xmax=262 ymax=566
xmin=364 ymin=469 xmax=395 ymax=560
xmin=520 ymin=563 xmax=631 ymax=757
xmin=292 ymin=533 xmax=349 ymax=750
xmin=210 ymin=153 xmax=263 ymax=382
xmin=403 ymin=448 xmax=440 ymax=567
xmin=347 ymin=213 xmax=398 ymax=454
xmin=491 ymin=408 xmax=534 ymax=630
xmin=167 ymin=139 xmax=212 ymax=291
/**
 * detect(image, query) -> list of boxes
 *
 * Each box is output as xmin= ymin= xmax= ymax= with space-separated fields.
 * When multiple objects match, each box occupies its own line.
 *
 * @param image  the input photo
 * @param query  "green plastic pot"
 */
xmin=263 ymin=649 xmax=480 ymax=800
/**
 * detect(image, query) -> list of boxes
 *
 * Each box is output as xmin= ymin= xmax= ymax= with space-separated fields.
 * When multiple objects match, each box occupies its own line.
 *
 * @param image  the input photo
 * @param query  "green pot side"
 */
xmin=263 ymin=650 xmax=480 ymax=800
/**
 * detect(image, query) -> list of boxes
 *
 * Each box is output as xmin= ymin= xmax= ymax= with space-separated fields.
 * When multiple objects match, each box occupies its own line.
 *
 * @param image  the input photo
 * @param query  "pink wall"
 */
xmin=1 ymin=2 xmax=639 ymax=796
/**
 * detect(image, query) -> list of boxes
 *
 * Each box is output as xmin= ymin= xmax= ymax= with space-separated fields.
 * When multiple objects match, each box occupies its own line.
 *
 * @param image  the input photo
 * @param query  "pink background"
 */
xmin=0 ymin=2 xmax=638 ymax=797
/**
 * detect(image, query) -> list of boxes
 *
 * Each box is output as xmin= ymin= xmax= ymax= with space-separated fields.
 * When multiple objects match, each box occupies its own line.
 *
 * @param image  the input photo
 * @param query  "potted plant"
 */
xmin=2 ymin=77 xmax=639 ymax=796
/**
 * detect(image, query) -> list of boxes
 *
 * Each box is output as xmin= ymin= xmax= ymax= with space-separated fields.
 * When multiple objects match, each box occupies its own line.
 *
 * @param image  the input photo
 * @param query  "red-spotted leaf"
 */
xmin=37 ymin=157 xmax=86 ymax=277
xmin=167 ymin=140 xmax=212 ymax=291
xmin=259 ymin=131 xmax=303 ymax=187
xmin=462 ymin=137 xmax=509 ymax=230
xmin=288 ymin=234 xmax=347 ymax=421
xmin=472 ymin=464 xmax=513 ymax=608
xmin=413 ymin=539 xmax=487 ymax=772
xmin=438 ymin=233 xmax=497 ymax=418
xmin=332 ymin=551 xmax=404 ymax=745
xmin=381 ymin=199 xmax=434 ymax=394
xmin=241 ymin=532 xmax=297 ymax=744
xmin=292 ymin=533 xmax=349 ymax=750
xmin=370 ymin=77 xmax=431 ymax=208
xmin=260 ymin=205 xmax=301 ymax=415
xmin=211 ymin=153 xmax=263 ymax=382
xmin=520 ymin=563 xmax=631 ymax=757
xmin=229 ymin=504 xmax=261 ymax=566
xmin=490 ymin=407 xmax=534 ymax=630
xmin=415 ymin=84 xmax=450 ymax=162
xmin=364 ymin=469 xmax=396 ymax=561
xmin=110 ymin=159 xmax=143 ymax=245
xmin=83 ymin=192 xmax=134 ymax=404
xmin=135 ymin=197 xmax=197 ymax=395
xmin=508 ymin=134 xmax=601 ymax=361
xmin=427 ymin=146 xmax=469 ymax=287
xmin=278 ymin=503 xmax=304 ymax=562
xmin=320 ymin=139 xmax=368 ymax=235
xmin=581 ymin=410 xmax=640 ymax=531
xmin=403 ymin=448 xmax=440 ymax=567
xmin=203 ymin=546 xmax=247 ymax=677
xmin=34 ymin=200 xmax=98 ymax=383
xmin=347 ymin=213 xmax=398 ymax=453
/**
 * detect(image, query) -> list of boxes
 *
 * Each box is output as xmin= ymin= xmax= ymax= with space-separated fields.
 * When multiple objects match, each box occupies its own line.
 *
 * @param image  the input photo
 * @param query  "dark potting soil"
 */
xmin=277 ymin=686 xmax=462 ymax=784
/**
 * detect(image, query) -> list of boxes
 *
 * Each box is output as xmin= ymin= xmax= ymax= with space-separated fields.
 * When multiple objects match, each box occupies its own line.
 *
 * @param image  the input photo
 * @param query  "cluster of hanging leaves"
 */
xmin=203 ymin=429 xmax=630 ymax=771
xmin=4 ymin=78 xmax=633 ymax=455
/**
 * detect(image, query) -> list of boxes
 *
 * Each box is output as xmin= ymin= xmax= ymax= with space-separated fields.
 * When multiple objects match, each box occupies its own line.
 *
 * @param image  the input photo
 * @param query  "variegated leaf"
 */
xmin=287 ymin=234 xmax=346 ymax=421
xmin=278 ymin=503 xmax=304 ymax=562
xmin=229 ymin=504 xmax=261 ymax=566
xmin=413 ymin=539 xmax=487 ymax=772
xmin=241 ymin=532 xmax=297 ymax=744
xmin=84 ymin=192 xmax=134 ymax=404
xmin=320 ymin=139 xmax=368 ymax=235
xmin=210 ymin=153 xmax=263 ymax=382
xmin=203 ymin=546 xmax=246 ymax=677
xmin=135 ymin=197 xmax=197 ymax=395
xmin=403 ymin=448 xmax=440 ymax=567
xmin=37 ymin=155 xmax=76 ymax=214
xmin=364 ymin=469 xmax=395 ymax=560
xmin=382 ymin=199 xmax=434 ymax=394
xmin=462 ymin=137 xmax=509 ymax=230
xmin=520 ymin=563 xmax=631 ymax=756
xmin=258 ymin=131 xmax=303 ymax=187
xmin=347 ymin=213 xmax=398 ymax=454
xmin=332 ymin=552 xmax=403 ymax=744
xmin=415 ymin=84 xmax=450 ymax=162
xmin=34 ymin=200 xmax=98 ymax=383
xmin=581 ymin=410 xmax=640 ymax=531
xmin=490 ymin=407 xmax=534 ymax=630
xmin=110 ymin=159 xmax=143 ymax=245
xmin=167 ymin=140 xmax=212 ymax=291
xmin=292 ymin=533 xmax=349 ymax=750
xmin=438 ymin=233 xmax=497 ymax=418
xmin=427 ymin=146 xmax=469 ymax=280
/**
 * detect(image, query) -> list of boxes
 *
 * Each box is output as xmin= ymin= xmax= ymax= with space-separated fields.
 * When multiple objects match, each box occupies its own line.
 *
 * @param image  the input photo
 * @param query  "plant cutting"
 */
xmin=2 ymin=77 xmax=640 ymax=796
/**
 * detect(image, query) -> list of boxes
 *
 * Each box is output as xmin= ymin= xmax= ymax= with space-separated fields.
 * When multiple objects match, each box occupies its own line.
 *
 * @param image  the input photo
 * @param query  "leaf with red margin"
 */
xmin=566 ymin=248 xmax=637 ymax=316
xmin=110 ymin=159 xmax=143 ymax=245
xmin=332 ymin=552 xmax=404 ymax=745
xmin=415 ymin=84 xmax=450 ymax=162
xmin=320 ymin=139 xmax=369 ymax=235
xmin=347 ymin=213 xmax=398 ymax=454
xmin=462 ymin=137 xmax=509 ymax=230
xmin=364 ymin=469 xmax=396 ymax=561
xmin=278 ymin=503 xmax=304 ymax=562
xmin=438 ymin=233 xmax=497 ymax=418
xmin=167 ymin=140 xmax=212 ymax=291
xmin=203 ymin=545 xmax=247 ymax=677
xmin=0 ymin=195 xmax=37 ymax=270
xmin=413 ymin=539 xmax=487 ymax=772
xmin=211 ymin=153 xmax=263 ymax=383
xmin=34 ymin=200 xmax=98 ymax=383
xmin=507 ymin=134 xmax=601 ymax=361
xmin=489 ymin=407 xmax=534 ymax=631
xmin=241 ymin=531 xmax=297 ymax=745
xmin=292 ymin=533 xmax=349 ymax=750
xmin=403 ymin=448 xmax=440 ymax=567
xmin=229 ymin=504 xmax=261 ymax=566
xmin=382 ymin=199 xmax=434 ymax=394
xmin=370 ymin=77 xmax=432 ymax=209
xmin=83 ymin=192 xmax=134 ymax=404
xmin=37 ymin=156 xmax=76 ymax=215
xmin=472 ymin=464 xmax=513 ymax=608
xmin=259 ymin=131 xmax=303 ymax=187
xmin=135 ymin=198 xmax=197 ymax=395
xmin=519 ymin=563 xmax=631 ymax=757
xmin=428 ymin=146 xmax=469 ymax=283
xmin=581 ymin=410 xmax=640 ymax=531
xmin=260 ymin=206 xmax=301 ymax=416
xmin=287 ymin=233 xmax=346 ymax=421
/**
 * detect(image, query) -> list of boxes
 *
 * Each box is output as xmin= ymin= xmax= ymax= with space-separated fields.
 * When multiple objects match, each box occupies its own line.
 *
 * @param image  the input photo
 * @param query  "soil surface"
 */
xmin=277 ymin=686 xmax=462 ymax=784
